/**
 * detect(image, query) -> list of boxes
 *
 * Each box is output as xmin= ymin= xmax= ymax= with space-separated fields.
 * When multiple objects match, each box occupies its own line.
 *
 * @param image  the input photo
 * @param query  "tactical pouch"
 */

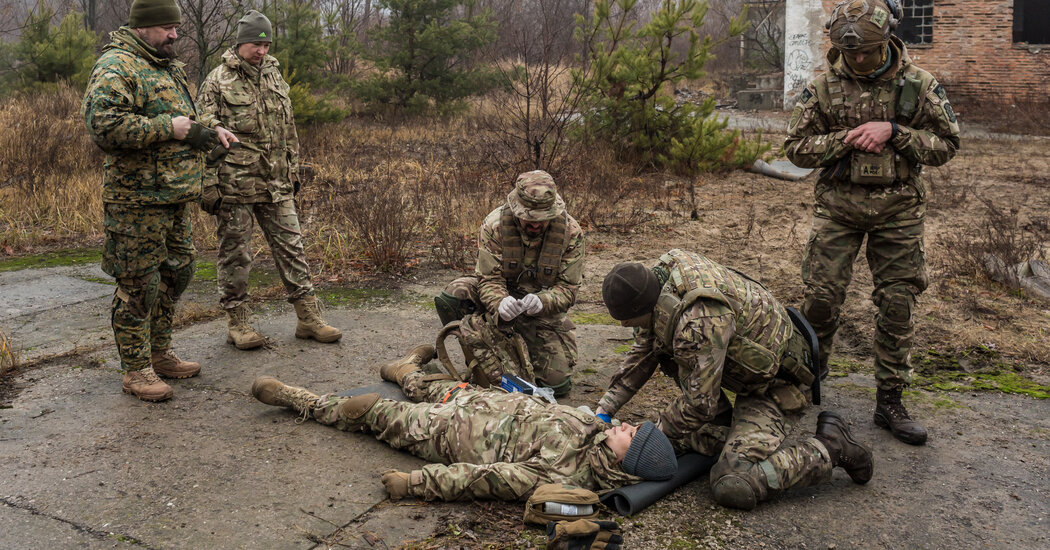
xmin=850 ymin=150 xmax=896 ymax=185
xmin=767 ymin=381 xmax=808 ymax=414
xmin=524 ymin=484 xmax=600 ymax=526
xmin=435 ymin=313 xmax=534 ymax=387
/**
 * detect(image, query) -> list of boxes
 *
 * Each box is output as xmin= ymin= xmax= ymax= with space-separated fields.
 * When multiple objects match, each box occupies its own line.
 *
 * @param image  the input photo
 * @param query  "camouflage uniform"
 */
xmin=598 ymin=250 xmax=832 ymax=504
xmin=82 ymin=27 xmax=217 ymax=372
xmin=312 ymin=371 xmax=640 ymax=501
xmin=441 ymin=174 xmax=584 ymax=393
xmin=785 ymin=36 xmax=959 ymax=390
xmin=198 ymin=49 xmax=312 ymax=309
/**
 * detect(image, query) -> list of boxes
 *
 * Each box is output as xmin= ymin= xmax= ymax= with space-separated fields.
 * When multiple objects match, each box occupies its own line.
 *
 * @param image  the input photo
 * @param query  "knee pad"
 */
xmin=116 ymin=273 xmax=160 ymax=319
xmin=711 ymin=474 xmax=759 ymax=511
xmin=434 ymin=290 xmax=474 ymax=326
xmin=875 ymin=287 xmax=914 ymax=325
xmin=160 ymin=261 xmax=195 ymax=301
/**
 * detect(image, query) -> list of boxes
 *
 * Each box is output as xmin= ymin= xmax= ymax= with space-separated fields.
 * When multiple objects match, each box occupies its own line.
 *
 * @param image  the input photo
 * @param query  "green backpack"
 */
xmin=436 ymin=312 xmax=535 ymax=387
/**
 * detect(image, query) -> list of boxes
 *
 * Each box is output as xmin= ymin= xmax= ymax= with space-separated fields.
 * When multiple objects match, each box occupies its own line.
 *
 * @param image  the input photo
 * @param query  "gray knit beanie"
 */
xmin=236 ymin=10 xmax=273 ymax=45
xmin=129 ymin=0 xmax=181 ymax=28
xmin=621 ymin=422 xmax=678 ymax=481
xmin=602 ymin=262 xmax=661 ymax=321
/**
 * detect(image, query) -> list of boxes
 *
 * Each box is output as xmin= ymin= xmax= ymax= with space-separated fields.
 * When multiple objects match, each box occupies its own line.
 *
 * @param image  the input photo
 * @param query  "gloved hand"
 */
xmin=184 ymin=121 xmax=219 ymax=152
xmin=207 ymin=141 xmax=240 ymax=166
xmin=596 ymin=413 xmax=612 ymax=423
xmin=498 ymin=296 xmax=525 ymax=321
xmin=381 ymin=469 xmax=411 ymax=500
xmin=521 ymin=293 xmax=543 ymax=316
xmin=546 ymin=519 xmax=622 ymax=550
xmin=200 ymin=185 xmax=222 ymax=215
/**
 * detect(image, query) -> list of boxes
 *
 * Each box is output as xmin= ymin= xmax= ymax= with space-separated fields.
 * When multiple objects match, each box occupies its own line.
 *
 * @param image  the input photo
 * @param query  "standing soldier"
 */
xmin=82 ymin=0 xmax=237 ymax=401
xmin=198 ymin=10 xmax=340 ymax=349
xmin=785 ymin=0 xmax=959 ymax=445
xmin=434 ymin=171 xmax=584 ymax=397
xmin=595 ymin=251 xmax=874 ymax=510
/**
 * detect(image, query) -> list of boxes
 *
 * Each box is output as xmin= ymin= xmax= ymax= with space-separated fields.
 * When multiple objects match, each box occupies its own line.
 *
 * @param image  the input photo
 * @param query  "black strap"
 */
xmin=785 ymin=307 xmax=822 ymax=406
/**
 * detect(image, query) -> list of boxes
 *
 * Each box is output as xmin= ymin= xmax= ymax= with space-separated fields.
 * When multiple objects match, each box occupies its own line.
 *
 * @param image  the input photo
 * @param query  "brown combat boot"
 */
xmin=122 ymin=367 xmax=174 ymax=402
xmin=251 ymin=376 xmax=322 ymax=413
xmin=226 ymin=304 xmax=265 ymax=350
xmin=380 ymin=344 xmax=437 ymax=386
xmin=814 ymin=411 xmax=874 ymax=484
xmin=293 ymin=295 xmax=342 ymax=343
xmin=151 ymin=349 xmax=201 ymax=379
xmin=874 ymin=388 xmax=928 ymax=445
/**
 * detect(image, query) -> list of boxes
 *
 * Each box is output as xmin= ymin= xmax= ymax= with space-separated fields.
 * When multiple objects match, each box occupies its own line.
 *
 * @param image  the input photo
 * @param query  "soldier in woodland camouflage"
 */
xmin=596 ymin=251 xmax=874 ymax=510
xmin=785 ymin=0 xmax=960 ymax=445
xmin=82 ymin=0 xmax=237 ymax=402
xmin=198 ymin=11 xmax=340 ymax=349
xmin=250 ymin=345 xmax=679 ymax=501
xmin=435 ymin=171 xmax=584 ymax=397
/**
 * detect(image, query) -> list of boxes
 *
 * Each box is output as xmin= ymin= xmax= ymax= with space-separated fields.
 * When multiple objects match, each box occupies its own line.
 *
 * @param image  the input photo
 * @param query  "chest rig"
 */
xmin=500 ymin=206 xmax=569 ymax=290
xmin=649 ymin=250 xmax=802 ymax=394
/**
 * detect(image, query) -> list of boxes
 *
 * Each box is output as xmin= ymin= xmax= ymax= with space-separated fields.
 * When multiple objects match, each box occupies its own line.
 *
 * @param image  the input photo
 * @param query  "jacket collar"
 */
xmin=106 ymin=26 xmax=174 ymax=68
xmin=827 ymin=35 xmax=910 ymax=82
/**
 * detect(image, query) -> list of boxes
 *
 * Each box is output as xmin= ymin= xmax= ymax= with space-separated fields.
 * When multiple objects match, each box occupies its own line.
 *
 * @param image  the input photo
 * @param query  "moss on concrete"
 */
xmin=571 ymin=312 xmax=618 ymax=325
xmin=0 ymin=248 xmax=101 ymax=272
xmin=316 ymin=287 xmax=394 ymax=308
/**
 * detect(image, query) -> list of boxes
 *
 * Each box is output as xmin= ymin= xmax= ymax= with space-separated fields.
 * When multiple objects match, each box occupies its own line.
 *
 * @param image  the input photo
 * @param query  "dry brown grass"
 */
xmin=0 ymin=326 xmax=19 ymax=374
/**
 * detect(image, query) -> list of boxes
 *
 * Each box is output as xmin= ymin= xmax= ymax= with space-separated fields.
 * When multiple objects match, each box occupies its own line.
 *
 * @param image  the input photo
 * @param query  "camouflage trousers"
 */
xmin=442 ymin=276 xmax=577 ymax=389
xmin=102 ymin=203 xmax=196 ymax=371
xmin=802 ymin=184 xmax=929 ymax=390
xmin=674 ymin=381 xmax=832 ymax=503
xmin=214 ymin=200 xmax=313 ymax=309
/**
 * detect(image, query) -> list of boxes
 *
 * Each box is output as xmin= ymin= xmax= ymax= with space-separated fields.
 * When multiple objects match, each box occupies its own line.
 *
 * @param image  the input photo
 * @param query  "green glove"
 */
xmin=546 ymin=519 xmax=622 ymax=550
xmin=200 ymin=185 xmax=222 ymax=215
xmin=184 ymin=121 xmax=218 ymax=152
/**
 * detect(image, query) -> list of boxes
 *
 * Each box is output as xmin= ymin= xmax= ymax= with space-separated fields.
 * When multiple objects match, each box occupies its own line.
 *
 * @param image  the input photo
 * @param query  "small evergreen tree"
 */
xmin=575 ymin=0 xmax=767 ymax=175
xmin=356 ymin=0 xmax=499 ymax=113
xmin=264 ymin=0 xmax=329 ymax=83
xmin=8 ymin=9 xmax=97 ymax=90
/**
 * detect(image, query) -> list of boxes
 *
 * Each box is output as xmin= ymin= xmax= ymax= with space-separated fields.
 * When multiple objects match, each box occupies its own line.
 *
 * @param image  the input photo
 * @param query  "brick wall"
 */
xmin=820 ymin=0 xmax=1050 ymax=104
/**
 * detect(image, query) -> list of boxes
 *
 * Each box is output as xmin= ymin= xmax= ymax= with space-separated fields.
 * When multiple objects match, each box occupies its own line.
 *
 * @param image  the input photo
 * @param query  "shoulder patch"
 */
xmin=799 ymin=87 xmax=813 ymax=104
xmin=943 ymin=101 xmax=957 ymax=123
xmin=934 ymin=84 xmax=947 ymax=101
xmin=871 ymin=7 xmax=888 ymax=28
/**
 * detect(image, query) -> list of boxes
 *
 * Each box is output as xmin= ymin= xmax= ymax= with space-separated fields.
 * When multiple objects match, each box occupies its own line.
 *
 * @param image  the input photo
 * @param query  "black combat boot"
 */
xmin=874 ymin=387 xmax=928 ymax=445
xmin=814 ymin=411 xmax=873 ymax=484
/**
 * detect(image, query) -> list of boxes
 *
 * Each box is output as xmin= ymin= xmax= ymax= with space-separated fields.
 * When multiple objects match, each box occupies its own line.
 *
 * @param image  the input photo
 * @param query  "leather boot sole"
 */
xmin=874 ymin=410 xmax=928 ymax=446
xmin=227 ymin=334 xmax=265 ymax=350
xmin=122 ymin=383 xmax=173 ymax=402
xmin=295 ymin=329 xmax=342 ymax=343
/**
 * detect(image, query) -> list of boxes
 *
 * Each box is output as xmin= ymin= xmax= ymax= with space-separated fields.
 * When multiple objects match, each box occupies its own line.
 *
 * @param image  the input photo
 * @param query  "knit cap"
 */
xmin=621 ymin=422 xmax=678 ymax=481
xmin=129 ymin=0 xmax=181 ymax=28
xmin=236 ymin=10 xmax=273 ymax=45
xmin=602 ymin=262 xmax=661 ymax=321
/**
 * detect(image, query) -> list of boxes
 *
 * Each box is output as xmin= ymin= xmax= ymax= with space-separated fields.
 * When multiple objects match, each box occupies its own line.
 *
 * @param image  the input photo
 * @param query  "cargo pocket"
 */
xmin=767 ymin=382 xmax=808 ymax=413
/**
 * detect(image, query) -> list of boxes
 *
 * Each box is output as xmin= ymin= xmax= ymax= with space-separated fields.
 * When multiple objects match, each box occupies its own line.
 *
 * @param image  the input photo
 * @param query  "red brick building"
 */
xmin=820 ymin=0 xmax=1050 ymax=104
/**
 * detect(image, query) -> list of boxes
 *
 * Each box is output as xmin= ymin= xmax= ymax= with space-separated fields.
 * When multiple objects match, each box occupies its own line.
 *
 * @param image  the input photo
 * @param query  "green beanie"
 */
xmin=236 ymin=10 xmax=274 ymax=45
xmin=128 ymin=0 xmax=181 ymax=28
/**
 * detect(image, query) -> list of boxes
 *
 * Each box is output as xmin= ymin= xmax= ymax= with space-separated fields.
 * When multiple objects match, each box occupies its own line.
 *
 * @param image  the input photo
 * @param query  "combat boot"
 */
xmin=380 ymin=344 xmax=437 ymax=386
xmin=814 ymin=411 xmax=873 ymax=484
xmin=293 ymin=295 xmax=342 ymax=343
xmin=151 ymin=349 xmax=201 ymax=379
xmin=874 ymin=388 xmax=928 ymax=445
xmin=122 ymin=367 xmax=174 ymax=402
xmin=251 ymin=376 xmax=322 ymax=414
xmin=226 ymin=304 xmax=266 ymax=350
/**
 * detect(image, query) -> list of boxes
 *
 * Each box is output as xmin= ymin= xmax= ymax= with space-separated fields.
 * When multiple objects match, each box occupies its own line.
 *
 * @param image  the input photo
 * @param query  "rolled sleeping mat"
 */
xmin=336 ymin=381 xmax=410 ymax=402
xmin=599 ymin=453 xmax=717 ymax=516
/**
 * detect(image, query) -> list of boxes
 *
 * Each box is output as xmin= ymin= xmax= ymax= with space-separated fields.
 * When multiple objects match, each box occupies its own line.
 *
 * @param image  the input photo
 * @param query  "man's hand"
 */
xmin=214 ymin=126 xmax=238 ymax=148
xmin=498 ymin=296 xmax=525 ymax=321
xmin=172 ymin=116 xmax=192 ymax=140
xmin=381 ymin=469 xmax=411 ymax=500
xmin=844 ymin=121 xmax=893 ymax=153
xmin=521 ymin=293 xmax=543 ymax=316
xmin=594 ymin=406 xmax=611 ymax=424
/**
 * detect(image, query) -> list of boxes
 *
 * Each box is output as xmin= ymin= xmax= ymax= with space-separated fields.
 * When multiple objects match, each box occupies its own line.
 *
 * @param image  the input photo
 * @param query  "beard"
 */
xmin=155 ymin=39 xmax=177 ymax=59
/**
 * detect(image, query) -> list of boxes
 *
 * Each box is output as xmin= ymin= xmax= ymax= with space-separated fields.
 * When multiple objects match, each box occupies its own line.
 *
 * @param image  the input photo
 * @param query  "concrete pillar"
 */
xmin=784 ymin=0 xmax=829 ymax=110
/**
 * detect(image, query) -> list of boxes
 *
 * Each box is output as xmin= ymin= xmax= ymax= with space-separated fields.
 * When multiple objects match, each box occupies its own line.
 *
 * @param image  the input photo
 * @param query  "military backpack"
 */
xmin=436 ymin=312 xmax=535 ymax=387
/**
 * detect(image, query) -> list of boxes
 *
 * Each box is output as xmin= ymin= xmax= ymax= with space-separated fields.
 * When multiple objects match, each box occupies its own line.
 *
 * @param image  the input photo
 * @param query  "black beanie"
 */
xmin=236 ymin=10 xmax=274 ymax=45
xmin=602 ymin=262 xmax=661 ymax=320
xmin=129 ymin=0 xmax=181 ymax=28
xmin=621 ymin=422 xmax=678 ymax=481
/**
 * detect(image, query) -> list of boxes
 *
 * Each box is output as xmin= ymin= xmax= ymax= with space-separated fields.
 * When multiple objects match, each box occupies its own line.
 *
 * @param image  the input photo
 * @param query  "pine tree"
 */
xmin=9 ymin=9 xmax=97 ymax=90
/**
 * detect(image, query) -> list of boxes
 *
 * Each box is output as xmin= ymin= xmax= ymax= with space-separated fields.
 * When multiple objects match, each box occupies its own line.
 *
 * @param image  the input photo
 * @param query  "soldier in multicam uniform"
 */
xmin=197 ymin=11 xmax=340 ymax=350
xmin=82 ymin=0 xmax=238 ymax=402
xmin=434 ymin=171 xmax=584 ymax=397
xmin=250 ymin=345 xmax=678 ymax=501
xmin=785 ymin=0 xmax=960 ymax=445
xmin=595 ymin=251 xmax=874 ymax=510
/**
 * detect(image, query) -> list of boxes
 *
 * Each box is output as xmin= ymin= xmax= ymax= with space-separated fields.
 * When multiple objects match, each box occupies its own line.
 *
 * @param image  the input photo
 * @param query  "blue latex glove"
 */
xmin=596 ymin=413 xmax=612 ymax=423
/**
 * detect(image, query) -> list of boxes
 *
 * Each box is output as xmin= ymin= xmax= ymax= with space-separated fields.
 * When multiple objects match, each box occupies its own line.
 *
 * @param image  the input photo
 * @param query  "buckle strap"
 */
xmin=441 ymin=382 xmax=470 ymax=404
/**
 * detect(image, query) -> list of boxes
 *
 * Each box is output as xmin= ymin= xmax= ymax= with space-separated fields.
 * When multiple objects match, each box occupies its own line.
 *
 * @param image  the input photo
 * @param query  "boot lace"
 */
xmin=140 ymin=367 xmax=163 ymax=384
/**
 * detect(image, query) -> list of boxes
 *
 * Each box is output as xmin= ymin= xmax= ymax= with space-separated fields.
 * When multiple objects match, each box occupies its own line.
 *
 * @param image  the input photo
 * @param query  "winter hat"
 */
xmin=236 ymin=10 xmax=273 ymax=45
xmin=622 ymin=422 xmax=678 ymax=481
xmin=602 ymin=262 xmax=661 ymax=321
xmin=129 ymin=0 xmax=181 ymax=28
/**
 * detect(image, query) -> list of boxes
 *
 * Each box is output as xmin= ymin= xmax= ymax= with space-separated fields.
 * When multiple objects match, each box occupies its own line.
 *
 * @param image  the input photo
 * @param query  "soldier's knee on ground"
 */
xmin=709 ymin=458 xmax=769 ymax=511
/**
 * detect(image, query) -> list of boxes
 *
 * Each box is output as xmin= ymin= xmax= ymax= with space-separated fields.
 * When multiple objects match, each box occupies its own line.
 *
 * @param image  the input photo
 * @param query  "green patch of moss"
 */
xmin=827 ymin=371 xmax=848 ymax=378
xmin=79 ymin=276 xmax=115 ymax=286
xmin=613 ymin=343 xmax=632 ymax=354
xmin=193 ymin=260 xmax=278 ymax=287
xmin=578 ymin=367 xmax=598 ymax=375
xmin=571 ymin=312 xmax=618 ymax=325
xmin=194 ymin=261 xmax=217 ymax=282
xmin=317 ymin=287 xmax=394 ymax=308
xmin=828 ymin=357 xmax=868 ymax=374
xmin=0 ymin=248 xmax=101 ymax=272
xmin=914 ymin=369 xmax=1050 ymax=399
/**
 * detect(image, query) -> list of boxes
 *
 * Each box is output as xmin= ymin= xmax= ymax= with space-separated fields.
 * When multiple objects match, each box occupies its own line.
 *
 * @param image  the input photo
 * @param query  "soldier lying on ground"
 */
xmin=251 ymin=345 xmax=678 ymax=501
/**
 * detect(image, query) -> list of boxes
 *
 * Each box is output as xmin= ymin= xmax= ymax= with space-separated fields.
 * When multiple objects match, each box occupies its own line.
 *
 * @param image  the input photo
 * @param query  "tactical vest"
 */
xmin=500 ymin=206 xmax=569 ymax=289
xmin=650 ymin=249 xmax=799 ymax=394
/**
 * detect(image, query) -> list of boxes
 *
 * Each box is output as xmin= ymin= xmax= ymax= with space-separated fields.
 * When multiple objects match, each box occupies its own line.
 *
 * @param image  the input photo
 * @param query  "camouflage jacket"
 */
xmin=598 ymin=250 xmax=796 ymax=439
xmin=406 ymin=390 xmax=640 ymax=501
xmin=82 ymin=27 xmax=217 ymax=205
xmin=198 ymin=50 xmax=299 ymax=203
xmin=784 ymin=36 xmax=960 ymax=217
xmin=475 ymin=206 xmax=585 ymax=316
